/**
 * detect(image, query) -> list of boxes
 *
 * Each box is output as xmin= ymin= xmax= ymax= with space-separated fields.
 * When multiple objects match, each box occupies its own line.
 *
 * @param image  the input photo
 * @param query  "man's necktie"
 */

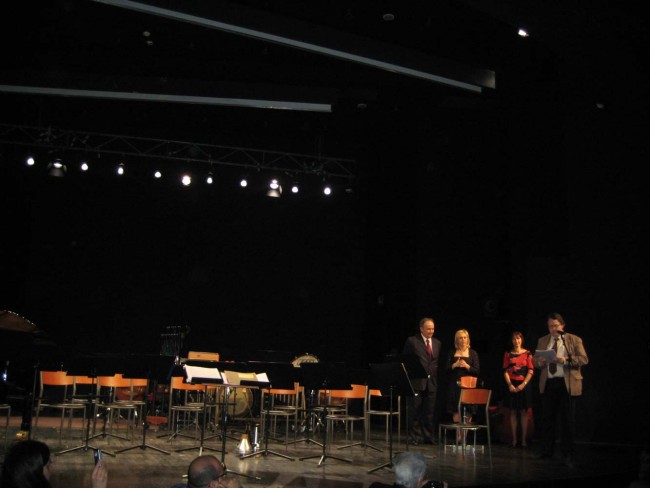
xmin=426 ymin=339 xmax=433 ymax=358
xmin=549 ymin=337 xmax=559 ymax=374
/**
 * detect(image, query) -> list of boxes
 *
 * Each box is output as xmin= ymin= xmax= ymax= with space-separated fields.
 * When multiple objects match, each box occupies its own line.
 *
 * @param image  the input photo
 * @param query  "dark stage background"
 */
xmin=3 ymin=94 xmax=648 ymax=447
xmin=2 ymin=1 xmax=649 ymax=448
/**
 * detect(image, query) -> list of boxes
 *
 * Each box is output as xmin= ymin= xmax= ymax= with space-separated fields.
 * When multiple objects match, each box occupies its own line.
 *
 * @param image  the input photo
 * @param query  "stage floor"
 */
xmin=0 ymin=415 xmax=642 ymax=487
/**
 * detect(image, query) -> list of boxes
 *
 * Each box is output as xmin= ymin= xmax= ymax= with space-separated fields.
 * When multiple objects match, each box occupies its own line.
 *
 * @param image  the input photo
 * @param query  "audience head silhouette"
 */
xmin=394 ymin=451 xmax=427 ymax=488
xmin=187 ymin=455 xmax=226 ymax=488
xmin=1 ymin=440 xmax=53 ymax=488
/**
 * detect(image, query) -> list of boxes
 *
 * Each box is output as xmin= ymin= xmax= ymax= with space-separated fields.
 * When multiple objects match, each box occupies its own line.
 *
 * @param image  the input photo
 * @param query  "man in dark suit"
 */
xmin=402 ymin=317 xmax=441 ymax=445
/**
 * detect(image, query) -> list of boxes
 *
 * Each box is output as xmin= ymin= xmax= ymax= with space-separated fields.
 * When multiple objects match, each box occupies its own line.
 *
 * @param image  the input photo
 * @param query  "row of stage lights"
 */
xmin=23 ymin=156 xmax=348 ymax=197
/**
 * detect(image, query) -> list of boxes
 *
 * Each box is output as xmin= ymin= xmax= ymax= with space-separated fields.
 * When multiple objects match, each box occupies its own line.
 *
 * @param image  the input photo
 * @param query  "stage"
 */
xmin=0 ymin=415 xmax=642 ymax=487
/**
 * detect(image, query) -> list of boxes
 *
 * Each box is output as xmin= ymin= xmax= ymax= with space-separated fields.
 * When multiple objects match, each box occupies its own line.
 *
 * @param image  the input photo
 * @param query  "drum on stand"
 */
xmin=218 ymin=387 xmax=254 ymax=418
xmin=291 ymin=353 xmax=319 ymax=367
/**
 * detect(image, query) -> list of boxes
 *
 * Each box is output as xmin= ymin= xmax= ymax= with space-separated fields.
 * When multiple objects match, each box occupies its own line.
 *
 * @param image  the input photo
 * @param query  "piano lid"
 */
xmin=1 ymin=310 xmax=60 ymax=368
xmin=0 ymin=310 xmax=41 ymax=333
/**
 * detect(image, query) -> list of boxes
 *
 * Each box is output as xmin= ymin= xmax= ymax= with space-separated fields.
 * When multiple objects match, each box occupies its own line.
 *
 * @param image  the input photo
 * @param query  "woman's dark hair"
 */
xmin=511 ymin=331 xmax=524 ymax=343
xmin=0 ymin=440 xmax=52 ymax=488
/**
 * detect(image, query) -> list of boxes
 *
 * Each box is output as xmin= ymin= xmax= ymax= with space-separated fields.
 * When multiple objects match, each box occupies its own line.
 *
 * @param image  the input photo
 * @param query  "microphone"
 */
xmin=556 ymin=330 xmax=566 ymax=335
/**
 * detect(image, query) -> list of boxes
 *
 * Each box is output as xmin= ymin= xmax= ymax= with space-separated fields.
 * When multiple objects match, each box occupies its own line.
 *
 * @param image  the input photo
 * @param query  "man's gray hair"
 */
xmin=394 ymin=451 xmax=427 ymax=488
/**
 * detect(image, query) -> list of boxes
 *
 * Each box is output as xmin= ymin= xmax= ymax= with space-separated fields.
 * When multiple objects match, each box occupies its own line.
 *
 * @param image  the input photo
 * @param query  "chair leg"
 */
xmin=1 ymin=406 xmax=10 ymax=452
xmin=170 ymin=410 xmax=177 ymax=441
xmin=397 ymin=413 xmax=401 ymax=446
xmin=385 ymin=416 xmax=389 ymax=444
xmin=59 ymin=409 xmax=66 ymax=442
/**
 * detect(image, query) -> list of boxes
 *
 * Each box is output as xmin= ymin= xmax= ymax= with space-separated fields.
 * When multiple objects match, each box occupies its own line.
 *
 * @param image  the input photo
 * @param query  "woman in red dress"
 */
xmin=503 ymin=331 xmax=534 ymax=447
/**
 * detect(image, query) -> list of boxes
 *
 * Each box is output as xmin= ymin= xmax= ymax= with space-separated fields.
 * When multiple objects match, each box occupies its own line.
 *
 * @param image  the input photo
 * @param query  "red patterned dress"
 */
xmin=503 ymin=350 xmax=533 ymax=410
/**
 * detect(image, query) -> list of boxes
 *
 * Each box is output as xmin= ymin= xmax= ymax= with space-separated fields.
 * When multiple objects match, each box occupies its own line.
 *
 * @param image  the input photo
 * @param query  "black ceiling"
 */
xmin=1 ymin=0 xmax=647 ymax=164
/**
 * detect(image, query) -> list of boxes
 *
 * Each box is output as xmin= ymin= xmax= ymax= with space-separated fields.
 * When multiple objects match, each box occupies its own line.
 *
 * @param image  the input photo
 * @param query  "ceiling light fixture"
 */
xmin=80 ymin=161 xmax=89 ymax=171
xmin=266 ymin=178 xmax=282 ymax=198
xmin=116 ymin=162 xmax=125 ymax=175
xmin=206 ymin=172 xmax=214 ymax=184
xmin=181 ymin=174 xmax=192 ymax=186
xmin=26 ymin=156 xmax=35 ymax=166
xmin=154 ymin=170 xmax=162 ymax=179
xmin=47 ymin=158 xmax=66 ymax=177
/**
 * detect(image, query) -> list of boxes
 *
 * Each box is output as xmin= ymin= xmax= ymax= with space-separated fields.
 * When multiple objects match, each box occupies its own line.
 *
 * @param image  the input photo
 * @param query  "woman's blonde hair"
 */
xmin=454 ymin=328 xmax=471 ymax=349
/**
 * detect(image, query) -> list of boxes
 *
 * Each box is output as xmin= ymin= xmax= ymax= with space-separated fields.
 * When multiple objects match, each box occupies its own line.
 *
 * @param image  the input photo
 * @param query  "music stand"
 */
xmin=285 ymin=362 xmax=324 ymax=449
xmin=217 ymin=361 xmax=258 ymax=439
xmin=208 ymin=361 xmax=259 ymax=446
xmin=115 ymin=354 xmax=173 ymax=455
xmin=56 ymin=354 xmax=116 ymax=457
xmin=241 ymin=361 xmax=295 ymax=461
xmin=197 ymin=361 xmax=265 ymax=480
xmin=391 ymin=353 xmax=429 ymax=452
xmin=367 ymin=362 xmax=415 ymax=473
xmin=174 ymin=360 xmax=223 ymax=456
xmin=156 ymin=362 xmax=187 ymax=441
xmin=298 ymin=362 xmax=353 ymax=466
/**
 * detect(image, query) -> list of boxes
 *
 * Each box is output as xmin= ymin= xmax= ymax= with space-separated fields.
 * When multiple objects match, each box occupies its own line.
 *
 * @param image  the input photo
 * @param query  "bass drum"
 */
xmin=291 ymin=353 xmax=319 ymax=367
xmin=219 ymin=387 xmax=254 ymax=417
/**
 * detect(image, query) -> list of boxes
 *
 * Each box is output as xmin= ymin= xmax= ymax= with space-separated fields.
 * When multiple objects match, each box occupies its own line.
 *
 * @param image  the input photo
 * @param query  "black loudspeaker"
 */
xmin=482 ymin=296 xmax=500 ymax=318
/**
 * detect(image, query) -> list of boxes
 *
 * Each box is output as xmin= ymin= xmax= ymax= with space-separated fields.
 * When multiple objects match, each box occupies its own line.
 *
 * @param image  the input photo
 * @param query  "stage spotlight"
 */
xmin=154 ymin=171 xmax=162 ymax=179
xmin=323 ymin=183 xmax=332 ymax=196
xmin=80 ymin=161 xmax=89 ymax=171
xmin=116 ymin=163 xmax=125 ymax=175
xmin=181 ymin=174 xmax=192 ymax=186
xmin=47 ymin=158 xmax=66 ymax=177
xmin=26 ymin=156 xmax=35 ymax=166
xmin=240 ymin=177 xmax=248 ymax=188
xmin=266 ymin=178 xmax=282 ymax=198
xmin=206 ymin=172 xmax=214 ymax=184
xmin=291 ymin=182 xmax=300 ymax=194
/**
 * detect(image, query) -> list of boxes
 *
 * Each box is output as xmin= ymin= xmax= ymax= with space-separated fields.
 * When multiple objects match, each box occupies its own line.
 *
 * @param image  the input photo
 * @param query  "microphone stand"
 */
xmin=558 ymin=333 xmax=570 ymax=395
xmin=559 ymin=333 xmax=575 ymax=439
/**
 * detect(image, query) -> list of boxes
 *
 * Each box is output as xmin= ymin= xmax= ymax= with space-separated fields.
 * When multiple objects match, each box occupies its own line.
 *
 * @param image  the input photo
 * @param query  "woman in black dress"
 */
xmin=503 ymin=331 xmax=534 ymax=447
xmin=445 ymin=328 xmax=480 ymax=423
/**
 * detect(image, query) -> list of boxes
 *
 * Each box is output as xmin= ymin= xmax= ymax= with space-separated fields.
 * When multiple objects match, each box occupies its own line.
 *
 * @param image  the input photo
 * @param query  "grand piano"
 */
xmin=0 ymin=310 xmax=62 ymax=432
xmin=2 ymin=311 xmax=181 ymax=438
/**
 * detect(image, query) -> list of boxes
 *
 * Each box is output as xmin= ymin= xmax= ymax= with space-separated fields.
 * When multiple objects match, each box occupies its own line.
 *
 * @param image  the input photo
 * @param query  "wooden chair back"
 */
xmin=41 ymin=371 xmax=74 ymax=386
xmin=330 ymin=384 xmax=366 ymax=400
xmin=458 ymin=376 xmax=478 ymax=388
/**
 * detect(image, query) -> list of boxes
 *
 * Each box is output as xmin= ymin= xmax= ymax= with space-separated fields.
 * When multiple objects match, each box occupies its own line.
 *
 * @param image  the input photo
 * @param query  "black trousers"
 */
xmin=540 ymin=377 xmax=577 ymax=456
xmin=407 ymin=388 xmax=437 ymax=442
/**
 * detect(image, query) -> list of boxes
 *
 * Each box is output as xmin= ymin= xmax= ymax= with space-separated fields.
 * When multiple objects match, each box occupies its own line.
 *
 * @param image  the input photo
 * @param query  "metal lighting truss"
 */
xmin=0 ymin=123 xmax=356 ymax=180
